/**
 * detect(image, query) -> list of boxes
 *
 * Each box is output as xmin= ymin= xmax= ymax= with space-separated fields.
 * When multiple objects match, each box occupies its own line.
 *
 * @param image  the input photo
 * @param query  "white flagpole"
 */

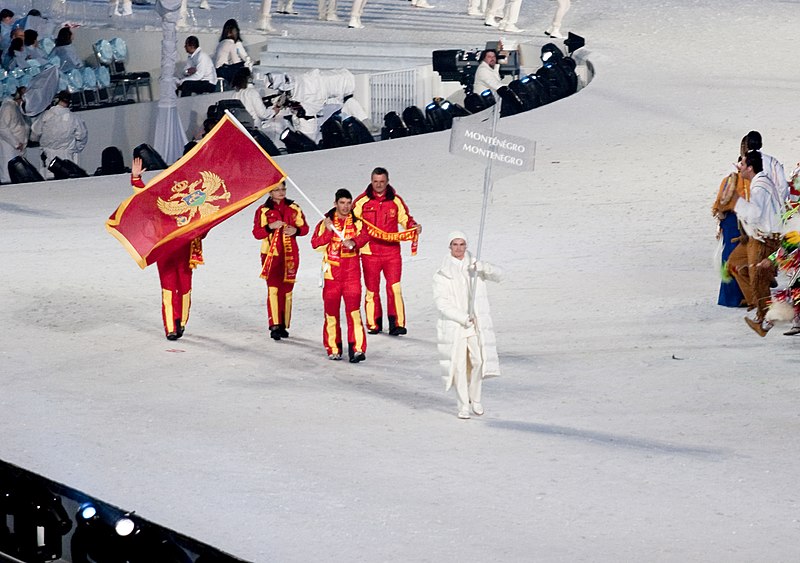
xmin=469 ymin=95 xmax=500 ymax=316
xmin=223 ymin=110 xmax=347 ymax=242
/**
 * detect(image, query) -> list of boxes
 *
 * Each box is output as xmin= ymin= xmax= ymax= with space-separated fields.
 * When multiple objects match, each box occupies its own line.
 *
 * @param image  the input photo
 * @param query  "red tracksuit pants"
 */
xmin=322 ymin=275 xmax=367 ymax=357
xmin=362 ymin=252 xmax=405 ymax=331
xmin=263 ymin=253 xmax=295 ymax=329
xmin=157 ymin=245 xmax=193 ymax=336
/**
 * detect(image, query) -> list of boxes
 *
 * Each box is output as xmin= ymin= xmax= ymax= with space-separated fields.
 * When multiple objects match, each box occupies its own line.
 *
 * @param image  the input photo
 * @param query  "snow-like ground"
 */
xmin=2 ymin=0 xmax=800 ymax=561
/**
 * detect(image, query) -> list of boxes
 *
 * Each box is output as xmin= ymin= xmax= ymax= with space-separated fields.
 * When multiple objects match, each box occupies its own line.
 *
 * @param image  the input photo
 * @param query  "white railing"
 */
xmin=368 ymin=68 xmax=418 ymax=126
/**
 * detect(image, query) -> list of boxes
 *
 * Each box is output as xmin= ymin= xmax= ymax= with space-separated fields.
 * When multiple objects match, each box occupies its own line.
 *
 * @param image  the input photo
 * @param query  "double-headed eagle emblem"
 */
xmin=157 ymin=171 xmax=231 ymax=226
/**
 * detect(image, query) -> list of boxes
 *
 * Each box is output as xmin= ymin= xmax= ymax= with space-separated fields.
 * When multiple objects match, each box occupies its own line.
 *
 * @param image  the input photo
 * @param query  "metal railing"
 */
xmin=368 ymin=68 xmax=418 ymax=126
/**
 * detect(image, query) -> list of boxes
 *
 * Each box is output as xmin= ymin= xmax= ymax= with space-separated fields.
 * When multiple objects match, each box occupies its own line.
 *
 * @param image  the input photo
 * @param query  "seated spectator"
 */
xmin=0 ymin=9 xmax=15 ymax=54
xmin=51 ymin=26 xmax=84 ymax=72
xmin=24 ymin=29 xmax=48 ymax=65
xmin=3 ymin=37 xmax=26 ymax=70
xmin=214 ymin=19 xmax=253 ymax=86
xmin=177 ymin=35 xmax=217 ymax=97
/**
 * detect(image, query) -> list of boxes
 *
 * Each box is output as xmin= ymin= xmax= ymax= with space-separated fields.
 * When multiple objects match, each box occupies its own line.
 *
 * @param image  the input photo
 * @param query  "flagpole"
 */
xmin=223 ymin=110 xmax=347 ymax=243
xmin=469 ymin=95 xmax=500 ymax=316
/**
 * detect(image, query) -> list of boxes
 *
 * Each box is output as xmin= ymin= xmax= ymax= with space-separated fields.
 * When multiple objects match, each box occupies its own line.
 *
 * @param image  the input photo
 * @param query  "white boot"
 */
xmin=199 ymin=0 xmax=210 ymax=8
xmin=109 ymin=0 xmax=121 ymax=16
xmin=257 ymin=15 xmax=275 ymax=31
xmin=348 ymin=16 xmax=363 ymax=27
xmin=120 ymin=0 xmax=133 ymax=15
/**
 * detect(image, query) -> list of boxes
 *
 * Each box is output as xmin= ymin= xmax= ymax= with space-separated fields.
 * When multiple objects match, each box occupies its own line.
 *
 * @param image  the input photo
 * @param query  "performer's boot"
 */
xmin=367 ymin=318 xmax=382 ymax=335
xmin=109 ymin=0 xmax=121 ymax=16
xmin=120 ymin=0 xmax=133 ymax=15
xmin=176 ymin=319 xmax=184 ymax=338
xmin=348 ymin=343 xmax=365 ymax=363
xmin=278 ymin=323 xmax=289 ymax=338
xmin=269 ymin=325 xmax=282 ymax=340
xmin=388 ymin=316 xmax=407 ymax=336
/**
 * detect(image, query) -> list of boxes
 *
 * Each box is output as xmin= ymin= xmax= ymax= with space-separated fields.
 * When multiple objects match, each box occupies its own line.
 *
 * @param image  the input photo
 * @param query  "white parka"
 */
xmin=433 ymin=251 xmax=501 ymax=391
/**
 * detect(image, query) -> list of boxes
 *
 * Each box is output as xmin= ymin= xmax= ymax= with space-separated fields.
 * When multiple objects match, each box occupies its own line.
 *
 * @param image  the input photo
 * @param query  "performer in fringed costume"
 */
xmin=763 ymin=165 xmax=800 ymax=336
xmin=712 ymin=138 xmax=750 ymax=307
xmin=252 ymin=182 xmax=309 ymax=340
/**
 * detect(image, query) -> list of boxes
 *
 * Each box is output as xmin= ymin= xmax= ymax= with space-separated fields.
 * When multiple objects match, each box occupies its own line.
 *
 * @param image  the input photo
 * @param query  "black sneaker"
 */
xmin=388 ymin=326 xmax=407 ymax=336
xmin=166 ymin=332 xmax=180 ymax=341
xmin=270 ymin=329 xmax=282 ymax=340
xmin=349 ymin=352 xmax=366 ymax=363
xmin=368 ymin=328 xmax=381 ymax=335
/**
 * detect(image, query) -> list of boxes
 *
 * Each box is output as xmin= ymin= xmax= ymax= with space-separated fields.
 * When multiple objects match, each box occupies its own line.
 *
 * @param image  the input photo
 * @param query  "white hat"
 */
xmin=448 ymin=230 xmax=468 ymax=245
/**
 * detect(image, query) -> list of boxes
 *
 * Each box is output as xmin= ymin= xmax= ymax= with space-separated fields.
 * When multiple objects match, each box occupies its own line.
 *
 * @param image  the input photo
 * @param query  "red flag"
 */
xmin=106 ymin=114 xmax=286 ymax=268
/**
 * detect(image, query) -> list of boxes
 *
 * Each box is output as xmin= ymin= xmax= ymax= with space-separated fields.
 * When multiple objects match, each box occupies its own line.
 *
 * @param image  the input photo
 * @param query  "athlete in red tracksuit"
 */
xmin=132 ymin=157 xmax=203 ymax=341
xmin=311 ymin=188 xmax=371 ymax=363
xmin=252 ymin=182 xmax=309 ymax=340
xmin=352 ymin=167 xmax=421 ymax=336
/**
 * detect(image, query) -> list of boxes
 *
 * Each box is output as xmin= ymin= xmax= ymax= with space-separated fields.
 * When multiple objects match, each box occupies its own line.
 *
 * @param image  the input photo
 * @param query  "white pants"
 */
xmin=552 ymin=0 xmax=571 ymax=29
xmin=467 ymin=0 xmax=487 ymax=14
xmin=500 ymin=0 xmax=521 ymax=26
xmin=349 ymin=0 xmax=367 ymax=20
xmin=318 ymin=0 xmax=336 ymax=18
xmin=453 ymin=333 xmax=483 ymax=412
xmin=485 ymin=0 xmax=505 ymax=19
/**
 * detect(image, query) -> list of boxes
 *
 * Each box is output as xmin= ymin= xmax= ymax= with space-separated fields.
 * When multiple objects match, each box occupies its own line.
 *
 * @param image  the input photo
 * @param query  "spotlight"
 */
xmin=0 ymin=479 xmax=71 ymax=562
xmin=424 ymin=101 xmax=452 ymax=132
xmin=279 ymin=128 xmax=318 ymax=153
xmin=77 ymin=502 xmax=98 ymax=522
xmin=133 ymin=143 xmax=168 ymax=170
xmin=540 ymin=43 xmax=563 ymax=66
xmin=401 ymin=106 xmax=430 ymax=136
xmin=319 ymin=114 xmax=348 ymax=149
xmin=48 ymin=157 xmax=89 ymax=180
xmin=380 ymin=111 xmax=408 ymax=140
xmin=342 ymin=116 xmax=374 ymax=145
xmin=463 ymin=89 xmax=497 ymax=114
xmin=564 ymin=32 xmax=585 ymax=55
xmin=249 ymin=129 xmax=282 ymax=157
xmin=7 ymin=156 xmax=44 ymax=183
xmin=508 ymin=77 xmax=539 ymax=110
xmin=95 ymin=146 xmax=128 ymax=176
xmin=114 ymin=516 xmax=137 ymax=537
xmin=497 ymin=85 xmax=525 ymax=117
xmin=439 ymin=100 xmax=471 ymax=118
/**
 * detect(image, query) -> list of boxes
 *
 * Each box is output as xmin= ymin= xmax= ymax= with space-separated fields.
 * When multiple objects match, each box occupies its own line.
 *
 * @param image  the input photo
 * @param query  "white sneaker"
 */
xmin=199 ymin=0 xmax=210 ymax=8
xmin=484 ymin=18 xmax=499 ymax=27
xmin=413 ymin=0 xmax=436 ymax=7
xmin=328 ymin=353 xmax=342 ymax=360
xmin=457 ymin=409 xmax=471 ymax=419
xmin=471 ymin=402 xmax=484 ymax=416
xmin=499 ymin=23 xmax=523 ymax=33
xmin=467 ymin=8 xmax=482 ymax=15
xmin=348 ymin=18 xmax=363 ymax=27
xmin=325 ymin=13 xmax=340 ymax=20
xmin=545 ymin=27 xmax=565 ymax=39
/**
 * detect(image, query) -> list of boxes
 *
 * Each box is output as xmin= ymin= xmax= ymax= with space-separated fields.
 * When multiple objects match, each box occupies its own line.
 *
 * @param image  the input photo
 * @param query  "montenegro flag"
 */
xmin=106 ymin=114 xmax=285 ymax=268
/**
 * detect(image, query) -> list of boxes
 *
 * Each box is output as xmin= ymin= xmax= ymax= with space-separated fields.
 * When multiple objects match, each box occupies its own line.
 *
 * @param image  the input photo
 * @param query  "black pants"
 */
xmin=179 ymin=80 xmax=217 ymax=97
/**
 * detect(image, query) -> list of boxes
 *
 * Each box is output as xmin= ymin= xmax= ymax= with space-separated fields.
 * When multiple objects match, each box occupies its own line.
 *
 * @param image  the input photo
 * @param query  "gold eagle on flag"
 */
xmin=157 ymin=171 xmax=232 ymax=226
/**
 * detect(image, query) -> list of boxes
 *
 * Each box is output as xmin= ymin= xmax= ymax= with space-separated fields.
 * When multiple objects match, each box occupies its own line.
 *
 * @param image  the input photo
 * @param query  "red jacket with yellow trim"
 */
xmin=252 ymin=197 xmax=309 ymax=256
xmin=352 ymin=184 xmax=417 ymax=256
xmin=311 ymin=209 xmax=370 ymax=281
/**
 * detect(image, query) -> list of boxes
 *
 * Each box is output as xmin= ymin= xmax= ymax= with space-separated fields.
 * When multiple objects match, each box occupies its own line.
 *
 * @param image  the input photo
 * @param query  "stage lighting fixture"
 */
xmin=497 ymin=85 xmax=525 ymax=117
xmin=402 ymin=106 xmax=430 ymax=136
xmin=7 ymin=156 xmax=44 ymax=183
xmin=564 ymin=32 xmax=585 ymax=55
xmin=133 ymin=143 xmax=168 ymax=170
xmin=0 ymin=481 xmax=71 ymax=563
xmin=342 ymin=116 xmax=375 ymax=145
xmin=424 ymin=101 xmax=452 ymax=132
xmin=381 ymin=111 xmax=408 ymax=140
xmin=480 ymin=89 xmax=497 ymax=108
xmin=48 ymin=157 xmax=89 ymax=180
xmin=508 ymin=77 xmax=538 ymax=111
xmin=439 ymin=100 xmax=471 ymax=118
xmin=249 ymin=129 xmax=282 ymax=157
xmin=279 ymin=128 xmax=318 ymax=153
xmin=320 ymin=114 xmax=348 ymax=149
xmin=114 ymin=516 xmax=137 ymax=537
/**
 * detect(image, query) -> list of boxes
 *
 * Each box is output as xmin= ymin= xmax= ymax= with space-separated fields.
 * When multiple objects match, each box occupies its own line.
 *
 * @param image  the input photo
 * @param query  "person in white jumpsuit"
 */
xmin=0 ymin=87 xmax=30 ymax=184
xmin=30 ymin=91 xmax=88 ymax=179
